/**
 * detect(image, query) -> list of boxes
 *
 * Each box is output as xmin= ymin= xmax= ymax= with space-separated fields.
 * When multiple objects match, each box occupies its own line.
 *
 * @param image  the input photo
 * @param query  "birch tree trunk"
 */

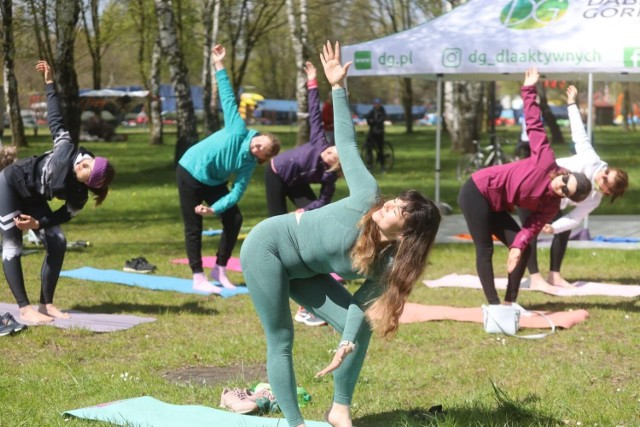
xmin=444 ymin=81 xmax=484 ymax=153
xmin=201 ymin=0 xmax=220 ymax=135
xmin=154 ymin=0 xmax=198 ymax=163
xmin=1 ymin=0 xmax=27 ymax=147
xmin=54 ymin=0 xmax=82 ymax=143
xmin=81 ymin=0 xmax=102 ymax=89
xmin=150 ymin=35 xmax=163 ymax=145
xmin=286 ymin=0 xmax=309 ymax=145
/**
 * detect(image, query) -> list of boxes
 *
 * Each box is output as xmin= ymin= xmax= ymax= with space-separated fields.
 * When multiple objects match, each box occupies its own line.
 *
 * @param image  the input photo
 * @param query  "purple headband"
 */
xmin=86 ymin=156 xmax=109 ymax=189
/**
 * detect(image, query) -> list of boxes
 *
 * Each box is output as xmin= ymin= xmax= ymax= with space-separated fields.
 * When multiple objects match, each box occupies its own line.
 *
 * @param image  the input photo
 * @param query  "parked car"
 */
xmin=494 ymin=108 xmax=516 ymax=126
xmin=3 ymin=110 xmax=39 ymax=135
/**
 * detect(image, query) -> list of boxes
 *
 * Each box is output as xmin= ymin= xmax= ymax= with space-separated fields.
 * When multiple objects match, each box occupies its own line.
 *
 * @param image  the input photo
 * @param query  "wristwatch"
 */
xmin=337 ymin=340 xmax=354 ymax=350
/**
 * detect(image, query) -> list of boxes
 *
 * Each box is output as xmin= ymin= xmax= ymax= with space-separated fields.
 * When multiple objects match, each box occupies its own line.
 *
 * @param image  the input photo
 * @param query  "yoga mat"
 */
xmin=423 ymin=274 xmax=640 ymax=297
xmin=0 ymin=302 xmax=155 ymax=332
xmin=60 ymin=267 xmax=249 ymax=298
xmin=64 ymin=396 xmax=331 ymax=427
xmin=170 ymin=257 xmax=345 ymax=282
xmin=398 ymin=303 xmax=589 ymax=329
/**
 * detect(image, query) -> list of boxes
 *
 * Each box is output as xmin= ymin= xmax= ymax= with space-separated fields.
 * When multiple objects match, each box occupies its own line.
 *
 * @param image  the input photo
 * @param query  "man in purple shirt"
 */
xmin=458 ymin=68 xmax=591 ymax=305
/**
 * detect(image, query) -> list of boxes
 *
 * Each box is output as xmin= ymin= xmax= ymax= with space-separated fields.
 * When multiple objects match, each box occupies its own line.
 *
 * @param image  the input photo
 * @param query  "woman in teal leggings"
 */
xmin=240 ymin=42 xmax=441 ymax=427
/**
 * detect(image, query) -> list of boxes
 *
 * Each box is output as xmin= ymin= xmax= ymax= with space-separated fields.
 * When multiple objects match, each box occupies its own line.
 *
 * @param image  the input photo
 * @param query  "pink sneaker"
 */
xmin=220 ymin=388 xmax=258 ymax=414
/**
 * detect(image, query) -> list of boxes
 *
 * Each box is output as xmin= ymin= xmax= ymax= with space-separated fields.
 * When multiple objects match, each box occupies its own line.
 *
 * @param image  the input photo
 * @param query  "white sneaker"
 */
xmin=294 ymin=308 xmax=308 ymax=323
xmin=302 ymin=312 xmax=327 ymax=327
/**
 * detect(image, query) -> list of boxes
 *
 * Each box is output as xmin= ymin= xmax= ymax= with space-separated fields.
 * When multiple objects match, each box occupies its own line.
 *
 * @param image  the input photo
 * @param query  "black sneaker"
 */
xmin=123 ymin=257 xmax=157 ymax=274
xmin=0 ymin=312 xmax=27 ymax=336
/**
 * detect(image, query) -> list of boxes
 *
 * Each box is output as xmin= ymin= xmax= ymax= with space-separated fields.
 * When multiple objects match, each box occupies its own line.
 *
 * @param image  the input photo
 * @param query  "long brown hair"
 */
xmin=88 ymin=161 xmax=115 ymax=206
xmin=351 ymin=190 xmax=441 ymax=338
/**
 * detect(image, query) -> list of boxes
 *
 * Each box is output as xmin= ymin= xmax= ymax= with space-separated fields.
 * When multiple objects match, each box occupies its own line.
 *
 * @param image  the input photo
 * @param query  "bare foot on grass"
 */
xmin=548 ymin=272 xmax=574 ymax=288
xmin=39 ymin=304 xmax=71 ymax=319
xmin=20 ymin=305 xmax=54 ymax=324
xmin=326 ymin=403 xmax=352 ymax=427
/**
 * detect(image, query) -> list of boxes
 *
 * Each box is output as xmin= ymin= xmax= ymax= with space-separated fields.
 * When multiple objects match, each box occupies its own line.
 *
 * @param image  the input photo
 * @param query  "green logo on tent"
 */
xmin=500 ymin=0 xmax=568 ymax=30
xmin=354 ymin=51 xmax=372 ymax=70
xmin=623 ymin=48 xmax=640 ymax=68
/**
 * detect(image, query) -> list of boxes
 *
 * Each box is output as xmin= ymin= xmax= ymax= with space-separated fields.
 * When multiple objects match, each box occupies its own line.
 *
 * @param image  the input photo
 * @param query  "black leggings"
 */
xmin=517 ymin=208 xmax=570 ymax=274
xmin=264 ymin=166 xmax=316 ymax=216
xmin=1 ymin=170 xmax=67 ymax=308
xmin=458 ymin=178 xmax=531 ymax=304
xmin=176 ymin=165 xmax=242 ymax=273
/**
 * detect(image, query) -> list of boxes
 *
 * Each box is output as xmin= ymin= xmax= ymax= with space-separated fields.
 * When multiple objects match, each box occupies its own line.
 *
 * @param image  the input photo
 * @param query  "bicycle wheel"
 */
xmin=457 ymin=153 xmax=482 ymax=182
xmin=382 ymin=140 xmax=394 ymax=172
xmin=360 ymin=141 xmax=374 ymax=169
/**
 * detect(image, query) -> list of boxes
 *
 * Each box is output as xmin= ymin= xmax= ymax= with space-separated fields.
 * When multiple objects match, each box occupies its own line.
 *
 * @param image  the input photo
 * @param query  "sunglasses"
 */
xmin=561 ymin=174 xmax=572 ymax=197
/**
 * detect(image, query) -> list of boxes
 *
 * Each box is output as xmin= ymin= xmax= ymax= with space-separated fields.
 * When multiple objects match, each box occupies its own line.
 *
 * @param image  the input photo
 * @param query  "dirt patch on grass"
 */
xmin=164 ymin=364 xmax=267 ymax=387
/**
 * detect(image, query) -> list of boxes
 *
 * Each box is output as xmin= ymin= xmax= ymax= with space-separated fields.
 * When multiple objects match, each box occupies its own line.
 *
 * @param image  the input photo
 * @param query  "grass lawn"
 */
xmin=1 ymin=123 xmax=639 ymax=426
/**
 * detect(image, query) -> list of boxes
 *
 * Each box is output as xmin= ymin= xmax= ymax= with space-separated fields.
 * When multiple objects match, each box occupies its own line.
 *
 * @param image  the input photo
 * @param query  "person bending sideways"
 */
xmin=264 ymin=60 xmax=341 ymax=327
xmin=458 ymin=68 xmax=592 ymax=307
xmin=176 ymin=44 xmax=280 ymax=294
xmin=240 ymin=41 xmax=441 ymax=427
xmin=0 ymin=61 xmax=115 ymax=324
xmin=519 ymin=84 xmax=629 ymax=293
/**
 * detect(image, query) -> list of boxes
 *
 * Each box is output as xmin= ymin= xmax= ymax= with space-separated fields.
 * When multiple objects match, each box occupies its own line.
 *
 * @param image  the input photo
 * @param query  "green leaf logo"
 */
xmin=501 ymin=0 xmax=568 ymax=30
xmin=354 ymin=51 xmax=372 ymax=70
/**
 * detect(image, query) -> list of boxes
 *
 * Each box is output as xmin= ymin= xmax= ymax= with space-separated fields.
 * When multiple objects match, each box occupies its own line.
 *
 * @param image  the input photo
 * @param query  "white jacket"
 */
xmin=552 ymin=104 xmax=607 ymax=234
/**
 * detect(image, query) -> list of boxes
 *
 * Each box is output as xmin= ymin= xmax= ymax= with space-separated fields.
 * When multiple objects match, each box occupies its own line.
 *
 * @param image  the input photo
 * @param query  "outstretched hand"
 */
xmin=212 ymin=44 xmax=226 ymax=64
xmin=303 ymin=61 xmax=317 ymax=81
xmin=195 ymin=204 xmax=214 ymax=217
xmin=35 ymin=61 xmax=53 ymax=84
xmin=315 ymin=342 xmax=355 ymax=378
xmin=523 ymin=67 xmax=539 ymax=87
xmin=566 ymin=85 xmax=578 ymax=104
xmin=320 ymin=41 xmax=352 ymax=89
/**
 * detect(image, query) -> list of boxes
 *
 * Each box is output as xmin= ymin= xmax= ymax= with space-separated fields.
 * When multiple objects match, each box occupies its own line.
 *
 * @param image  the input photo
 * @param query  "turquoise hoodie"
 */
xmin=179 ymin=69 xmax=259 ymax=214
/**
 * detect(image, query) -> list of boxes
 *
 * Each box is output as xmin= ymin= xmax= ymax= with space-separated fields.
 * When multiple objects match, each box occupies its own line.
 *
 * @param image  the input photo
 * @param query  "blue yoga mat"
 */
xmin=60 ymin=267 xmax=249 ymax=299
xmin=64 ymin=396 xmax=331 ymax=427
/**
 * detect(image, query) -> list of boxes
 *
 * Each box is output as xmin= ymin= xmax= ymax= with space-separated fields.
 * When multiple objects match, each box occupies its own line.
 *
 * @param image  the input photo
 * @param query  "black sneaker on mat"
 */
xmin=123 ymin=257 xmax=157 ymax=274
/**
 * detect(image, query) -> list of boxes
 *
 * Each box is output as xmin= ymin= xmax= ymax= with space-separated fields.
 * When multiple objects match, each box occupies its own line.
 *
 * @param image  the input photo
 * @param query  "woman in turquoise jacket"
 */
xmin=240 ymin=42 xmax=441 ymax=427
xmin=177 ymin=45 xmax=280 ymax=293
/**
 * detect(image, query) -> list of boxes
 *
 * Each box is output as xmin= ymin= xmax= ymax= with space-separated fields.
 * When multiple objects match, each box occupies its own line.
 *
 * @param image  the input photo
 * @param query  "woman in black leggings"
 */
xmin=0 ymin=61 xmax=114 ymax=324
xmin=458 ymin=68 xmax=591 ymax=306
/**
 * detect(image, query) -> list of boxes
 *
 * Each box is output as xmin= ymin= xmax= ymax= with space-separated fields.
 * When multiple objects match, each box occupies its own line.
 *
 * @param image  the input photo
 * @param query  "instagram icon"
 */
xmin=442 ymin=48 xmax=462 ymax=68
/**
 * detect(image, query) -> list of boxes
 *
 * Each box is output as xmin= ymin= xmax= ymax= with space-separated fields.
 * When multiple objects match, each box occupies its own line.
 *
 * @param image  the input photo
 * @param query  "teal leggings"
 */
xmin=240 ymin=214 xmax=372 ymax=427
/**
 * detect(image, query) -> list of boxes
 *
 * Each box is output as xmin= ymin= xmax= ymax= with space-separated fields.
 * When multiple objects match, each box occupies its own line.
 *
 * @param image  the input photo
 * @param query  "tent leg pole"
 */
xmin=435 ymin=75 xmax=443 ymax=204
xmin=584 ymin=73 xmax=594 ymax=230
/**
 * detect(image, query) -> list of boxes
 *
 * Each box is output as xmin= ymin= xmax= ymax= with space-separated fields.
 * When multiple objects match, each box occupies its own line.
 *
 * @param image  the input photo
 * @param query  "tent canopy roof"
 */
xmin=342 ymin=0 xmax=640 ymax=82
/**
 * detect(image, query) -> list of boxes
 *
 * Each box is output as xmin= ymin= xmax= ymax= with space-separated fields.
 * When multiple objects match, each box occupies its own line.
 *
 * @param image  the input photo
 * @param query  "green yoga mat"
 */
xmin=64 ymin=396 xmax=331 ymax=427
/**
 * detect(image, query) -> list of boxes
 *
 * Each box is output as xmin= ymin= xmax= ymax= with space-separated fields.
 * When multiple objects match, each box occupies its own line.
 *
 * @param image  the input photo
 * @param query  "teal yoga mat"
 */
xmin=60 ymin=267 xmax=249 ymax=298
xmin=64 ymin=396 xmax=331 ymax=427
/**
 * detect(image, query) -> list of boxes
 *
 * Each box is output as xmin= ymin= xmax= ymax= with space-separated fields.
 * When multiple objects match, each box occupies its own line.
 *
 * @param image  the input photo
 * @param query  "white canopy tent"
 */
xmin=342 ymin=0 xmax=640 ymax=203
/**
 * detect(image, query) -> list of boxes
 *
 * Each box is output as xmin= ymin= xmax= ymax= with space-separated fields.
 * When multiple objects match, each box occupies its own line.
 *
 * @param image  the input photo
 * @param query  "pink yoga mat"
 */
xmin=170 ymin=256 xmax=344 ymax=281
xmin=398 ymin=303 xmax=589 ymax=329
xmin=423 ymin=274 xmax=640 ymax=298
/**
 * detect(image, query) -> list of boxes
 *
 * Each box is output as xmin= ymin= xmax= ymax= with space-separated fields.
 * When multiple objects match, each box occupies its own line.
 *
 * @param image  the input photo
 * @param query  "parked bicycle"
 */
xmin=360 ymin=137 xmax=395 ymax=172
xmin=456 ymin=136 xmax=513 ymax=182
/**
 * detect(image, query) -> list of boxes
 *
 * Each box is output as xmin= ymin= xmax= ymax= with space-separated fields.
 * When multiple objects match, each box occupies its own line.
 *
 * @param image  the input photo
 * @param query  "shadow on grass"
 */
xmin=526 ymin=298 xmax=640 ymax=313
xmin=70 ymin=301 xmax=219 ymax=316
xmin=354 ymin=382 xmax=562 ymax=426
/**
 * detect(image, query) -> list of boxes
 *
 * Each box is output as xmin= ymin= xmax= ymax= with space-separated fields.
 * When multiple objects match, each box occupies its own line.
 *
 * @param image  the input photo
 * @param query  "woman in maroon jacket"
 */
xmin=458 ymin=68 xmax=591 ymax=305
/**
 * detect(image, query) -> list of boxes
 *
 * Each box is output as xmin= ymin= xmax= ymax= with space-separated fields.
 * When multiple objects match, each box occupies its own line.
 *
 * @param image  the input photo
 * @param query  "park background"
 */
xmin=1 ymin=0 xmax=640 ymax=426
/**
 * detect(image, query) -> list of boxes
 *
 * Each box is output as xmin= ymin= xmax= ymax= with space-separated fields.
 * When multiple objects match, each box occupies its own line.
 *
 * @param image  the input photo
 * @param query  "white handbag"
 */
xmin=482 ymin=304 xmax=555 ymax=339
